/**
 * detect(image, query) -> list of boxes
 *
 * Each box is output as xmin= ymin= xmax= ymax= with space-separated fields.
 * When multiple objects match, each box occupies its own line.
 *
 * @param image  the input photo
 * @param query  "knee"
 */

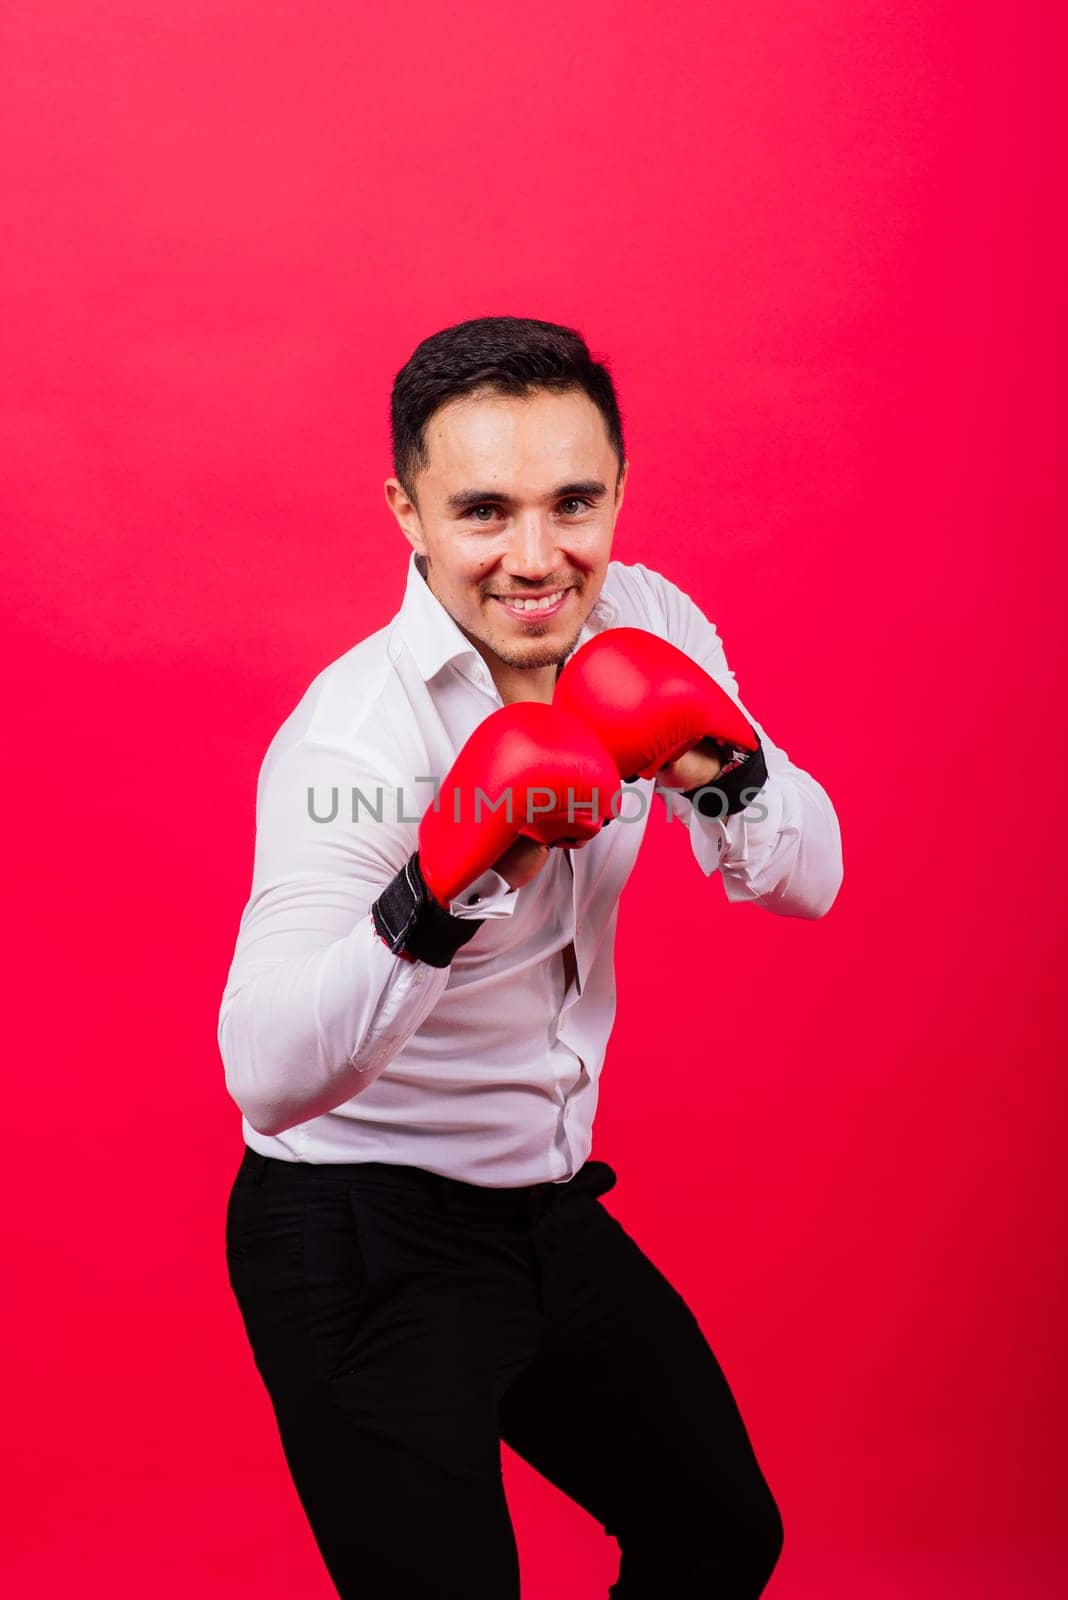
xmin=693 ymin=1480 xmax=784 ymax=1597
xmin=614 ymin=1484 xmax=784 ymax=1599
xmin=743 ymin=1489 xmax=784 ymax=1594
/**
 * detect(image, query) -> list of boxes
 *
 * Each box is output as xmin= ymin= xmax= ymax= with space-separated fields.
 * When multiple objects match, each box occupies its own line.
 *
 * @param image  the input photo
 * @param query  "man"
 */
xmin=219 ymin=315 xmax=843 ymax=1598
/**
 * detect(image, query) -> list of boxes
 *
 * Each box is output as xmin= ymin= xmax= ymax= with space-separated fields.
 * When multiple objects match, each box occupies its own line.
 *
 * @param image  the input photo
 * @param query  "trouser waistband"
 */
xmin=238 ymin=1147 xmax=618 ymax=1222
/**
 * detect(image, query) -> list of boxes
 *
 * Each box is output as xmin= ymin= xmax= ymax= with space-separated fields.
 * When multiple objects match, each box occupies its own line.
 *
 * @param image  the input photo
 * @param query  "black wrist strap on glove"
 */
xmin=371 ymin=850 xmax=484 ymax=968
xmin=680 ymin=736 xmax=768 ymax=819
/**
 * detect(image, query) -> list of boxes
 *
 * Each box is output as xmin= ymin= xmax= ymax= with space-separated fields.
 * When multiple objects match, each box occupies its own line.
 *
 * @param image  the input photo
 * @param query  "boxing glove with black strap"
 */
xmin=371 ymin=700 xmax=621 ymax=966
xmin=554 ymin=626 xmax=767 ymax=818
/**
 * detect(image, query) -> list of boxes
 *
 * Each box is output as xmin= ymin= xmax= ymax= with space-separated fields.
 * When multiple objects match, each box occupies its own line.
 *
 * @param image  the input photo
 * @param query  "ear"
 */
xmin=613 ymin=459 xmax=629 ymax=518
xmin=384 ymin=477 xmax=427 ymax=556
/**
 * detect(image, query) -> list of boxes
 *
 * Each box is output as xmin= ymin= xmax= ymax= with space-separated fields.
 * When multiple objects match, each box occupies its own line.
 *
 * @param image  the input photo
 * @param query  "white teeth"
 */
xmin=506 ymin=592 xmax=563 ymax=611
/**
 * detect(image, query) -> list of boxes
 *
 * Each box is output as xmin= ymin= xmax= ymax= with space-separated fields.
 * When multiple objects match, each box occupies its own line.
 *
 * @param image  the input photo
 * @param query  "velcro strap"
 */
xmin=371 ymin=851 xmax=484 ymax=968
xmin=680 ymin=736 xmax=768 ymax=819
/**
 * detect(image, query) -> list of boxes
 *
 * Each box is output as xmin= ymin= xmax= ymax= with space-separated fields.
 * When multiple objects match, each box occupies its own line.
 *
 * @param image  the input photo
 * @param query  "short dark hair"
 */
xmin=390 ymin=315 xmax=626 ymax=505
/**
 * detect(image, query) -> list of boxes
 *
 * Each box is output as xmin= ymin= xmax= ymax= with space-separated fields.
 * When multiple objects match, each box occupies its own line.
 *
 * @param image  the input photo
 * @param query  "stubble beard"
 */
xmin=422 ymin=557 xmax=589 ymax=675
xmin=485 ymin=630 xmax=583 ymax=672
xmin=463 ymin=582 xmax=589 ymax=672
xmin=480 ymin=591 xmax=589 ymax=673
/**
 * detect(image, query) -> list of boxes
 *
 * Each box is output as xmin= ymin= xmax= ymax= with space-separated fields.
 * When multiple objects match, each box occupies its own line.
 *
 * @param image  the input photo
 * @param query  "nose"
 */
xmin=501 ymin=513 xmax=564 ymax=584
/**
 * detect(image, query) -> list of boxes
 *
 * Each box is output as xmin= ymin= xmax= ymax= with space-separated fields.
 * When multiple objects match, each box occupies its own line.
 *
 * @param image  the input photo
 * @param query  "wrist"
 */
xmin=680 ymin=736 xmax=768 ymax=819
xmin=371 ymin=851 xmax=484 ymax=968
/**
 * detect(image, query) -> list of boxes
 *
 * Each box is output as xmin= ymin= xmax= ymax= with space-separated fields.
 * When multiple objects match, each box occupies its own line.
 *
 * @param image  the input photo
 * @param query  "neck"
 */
xmin=482 ymin=654 xmax=560 ymax=705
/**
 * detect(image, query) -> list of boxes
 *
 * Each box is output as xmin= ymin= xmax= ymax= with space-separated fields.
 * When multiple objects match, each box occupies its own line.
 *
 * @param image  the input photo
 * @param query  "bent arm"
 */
xmin=648 ymin=569 xmax=844 ymax=919
xmin=217 ymin=737 xmax=511 ymax=1135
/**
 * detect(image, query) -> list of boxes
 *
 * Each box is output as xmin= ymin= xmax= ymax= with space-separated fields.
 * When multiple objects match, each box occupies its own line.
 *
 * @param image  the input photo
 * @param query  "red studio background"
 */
xmin=2 ymin=3 xmax=1063 ymax=1596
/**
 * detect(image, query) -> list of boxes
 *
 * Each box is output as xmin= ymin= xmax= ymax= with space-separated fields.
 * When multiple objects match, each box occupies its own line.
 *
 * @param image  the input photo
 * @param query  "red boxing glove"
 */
xmin=417 ymin=701 xmax=621 ymax=907
xmin=554 ymin=626 xmax=759 ymax=781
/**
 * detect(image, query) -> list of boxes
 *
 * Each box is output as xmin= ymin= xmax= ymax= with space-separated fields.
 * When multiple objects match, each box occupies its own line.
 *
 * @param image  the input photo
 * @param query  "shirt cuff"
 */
xmin=663 ymin=768 xmax=786 ymax=878
xmin=447 ymin=868 xmax=518 ymax=919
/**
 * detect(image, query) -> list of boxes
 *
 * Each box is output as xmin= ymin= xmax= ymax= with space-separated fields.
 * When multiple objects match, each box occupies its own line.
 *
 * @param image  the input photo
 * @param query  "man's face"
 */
xmin=385 ymin=387 xmax=627 ymax=674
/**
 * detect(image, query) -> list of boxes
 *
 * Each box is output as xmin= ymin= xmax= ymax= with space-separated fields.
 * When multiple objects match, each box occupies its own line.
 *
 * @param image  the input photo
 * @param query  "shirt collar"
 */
xmin=397 ymin=552 xmax=476 ymax=682
xmin=397 ymin=550 xmax=622 ymax=685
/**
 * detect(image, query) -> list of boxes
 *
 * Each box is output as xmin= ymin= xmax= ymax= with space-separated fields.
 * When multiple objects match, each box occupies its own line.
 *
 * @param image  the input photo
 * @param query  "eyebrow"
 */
xmin=445 ymin=479 xmax=609 ymax=512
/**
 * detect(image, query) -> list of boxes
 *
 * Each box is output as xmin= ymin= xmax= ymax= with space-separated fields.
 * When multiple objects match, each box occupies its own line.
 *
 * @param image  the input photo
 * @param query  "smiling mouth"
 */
xmin=490 ymin=588 xmax=573 ymax=621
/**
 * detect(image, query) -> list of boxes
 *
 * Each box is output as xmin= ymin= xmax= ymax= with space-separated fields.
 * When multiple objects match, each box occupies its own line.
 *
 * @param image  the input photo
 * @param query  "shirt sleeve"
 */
xmin=217 ymin=735 xmax=516 ymax=1136
xmin=640 ymin=565 xmax=844 ymax=919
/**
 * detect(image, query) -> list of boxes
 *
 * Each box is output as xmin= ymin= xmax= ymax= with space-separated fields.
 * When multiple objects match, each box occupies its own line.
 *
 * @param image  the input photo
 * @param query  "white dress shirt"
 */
xmin=218 ymin=552 xmax=843 ymax=1185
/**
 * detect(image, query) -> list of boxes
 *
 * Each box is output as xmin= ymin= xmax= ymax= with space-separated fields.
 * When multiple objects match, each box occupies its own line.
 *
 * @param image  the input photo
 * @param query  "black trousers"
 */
xmin=224 ymin=1148 xmax=784 ymax=1598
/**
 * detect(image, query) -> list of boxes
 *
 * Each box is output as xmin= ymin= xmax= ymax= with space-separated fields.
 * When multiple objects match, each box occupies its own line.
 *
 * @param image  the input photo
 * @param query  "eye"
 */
xmin=463 ymin=496 xmax=593 ymax=523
